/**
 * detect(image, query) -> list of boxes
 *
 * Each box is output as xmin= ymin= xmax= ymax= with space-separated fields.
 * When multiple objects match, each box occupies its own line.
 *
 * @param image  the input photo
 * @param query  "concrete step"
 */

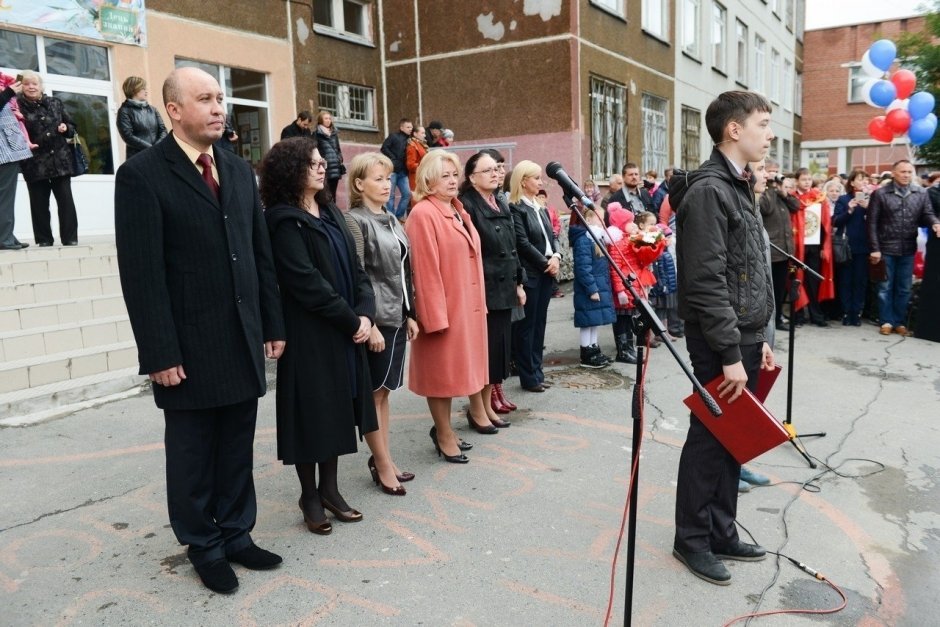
xmin=0 ymin=315 xmax=133 ymax=363
xmin=0 ymin=367 xmax=148 ymax=426
xmin=0 ymin=340 xmax=139 ymax=393
xmin=0 ymin=294 xmax=127 ymax=333
xmin=0 ymin=273 xmax=122 ymax=308
xmin=0 ymin=253 xmax=119 ymax=287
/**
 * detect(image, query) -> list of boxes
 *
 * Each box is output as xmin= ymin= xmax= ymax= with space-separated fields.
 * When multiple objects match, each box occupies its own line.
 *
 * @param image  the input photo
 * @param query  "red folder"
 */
xmin=754 ymin=364 xmax=782 ymax=403
xmin=682 ymin=376 xmax=790 ymax=464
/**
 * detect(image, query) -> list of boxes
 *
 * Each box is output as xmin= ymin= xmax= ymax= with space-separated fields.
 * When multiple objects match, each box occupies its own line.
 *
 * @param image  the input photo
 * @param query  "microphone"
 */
xmin=545 ymin=161 xmax=594 ymax=208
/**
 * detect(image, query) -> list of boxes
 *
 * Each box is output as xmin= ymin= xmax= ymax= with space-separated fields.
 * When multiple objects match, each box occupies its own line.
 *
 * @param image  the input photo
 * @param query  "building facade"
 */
xmin=674 ymin=0 xmax=804 ymax=174
xmin=801 ymin=15 xmax=928 ymax=176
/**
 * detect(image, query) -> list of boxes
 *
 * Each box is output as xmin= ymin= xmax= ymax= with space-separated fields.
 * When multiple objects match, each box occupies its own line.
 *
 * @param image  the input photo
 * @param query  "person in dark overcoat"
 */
xmin=116 ymin=75 xmax=167 ymax=159
xmin=314 ymin=110 xmax=344 ymax=200
xmin=459 ymin=150 xmax=525 ymax=430
xmin=17 ymin=70 xmax=79 ymax=246
xmin=115 ymin=68 xmax=286 ymax=594
xmin=260 ymin=138 xmax=378 ymax=536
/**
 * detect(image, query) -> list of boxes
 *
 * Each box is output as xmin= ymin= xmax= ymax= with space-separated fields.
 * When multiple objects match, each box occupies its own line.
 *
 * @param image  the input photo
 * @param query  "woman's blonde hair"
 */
xmin=122 ymin=76 xmax=147 ymax=99
xmin=347 ymin=152 xmax=393 ymax=209
xmin=509 ymin=160 xmax=541 ymax=204
xmin=413 ymin=149 xmax=461 ymax=202
xmin=823 ymin=179 xmax=844 ymax=196
xmin=20 ymin=70 xmax=42 ymax=89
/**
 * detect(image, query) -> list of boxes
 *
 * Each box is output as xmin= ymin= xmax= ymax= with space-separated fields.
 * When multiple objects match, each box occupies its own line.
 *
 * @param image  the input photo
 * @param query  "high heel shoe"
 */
xmin=396 ymin=471 xmax=416 ymax=482
xmin=368 ymin=456 xmax=406 ymax=496
xmin=319 ymin=494 xmax=363 ymax=522
xmin=298 ymin=498 xmax=332 ymax=535
xmin=490 ymin=386 xmax=512 ymax=414
xmin=429 ymin=426 xmax=469 ymax=463
xmin=494 ymin=383 xmax=517 ymax=411
xmin=489 ymin=415 xmax=511 ymax=428
xmin=466 ymin=409 xmax=498 ymax=434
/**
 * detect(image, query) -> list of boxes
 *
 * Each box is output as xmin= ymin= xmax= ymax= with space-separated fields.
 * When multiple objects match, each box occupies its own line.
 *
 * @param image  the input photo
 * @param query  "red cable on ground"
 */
xmin=721 ymin=576 xmax=847 ymax=626
xmin=602 ymin=336 xmax=652 ymax=626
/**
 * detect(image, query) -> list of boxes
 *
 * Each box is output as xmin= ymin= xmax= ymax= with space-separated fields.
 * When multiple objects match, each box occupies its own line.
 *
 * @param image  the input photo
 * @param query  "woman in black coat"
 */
xmin=116 ymin=76 xmax=167 ymax=159
xmin=17 ymin=71 xmax=79 ymax=246
xmin=260 ymin=137 xmax=378 ymax=535
xmin=459 ymin=151 xmax=525 ymax=431
xmin=315 ymin=110 xmax=344 ymax=200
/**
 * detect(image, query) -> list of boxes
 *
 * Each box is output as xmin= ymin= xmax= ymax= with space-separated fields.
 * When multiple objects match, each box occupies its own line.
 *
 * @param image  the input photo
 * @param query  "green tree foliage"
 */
xmin=897 ymin=3 xmax=940 ymax=165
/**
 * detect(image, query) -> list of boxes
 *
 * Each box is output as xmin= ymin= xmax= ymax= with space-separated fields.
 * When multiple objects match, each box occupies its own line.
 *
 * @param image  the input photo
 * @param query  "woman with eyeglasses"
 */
xmin=458 ymin=151 xmax=525 ymax=432
xmin=260 ymin=138 xmax=378 ymax=535
xmin=406 ymin=149 xmax=488 ymax=463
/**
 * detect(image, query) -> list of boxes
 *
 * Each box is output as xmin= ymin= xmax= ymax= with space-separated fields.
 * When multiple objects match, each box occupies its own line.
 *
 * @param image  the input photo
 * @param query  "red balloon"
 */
xmin=891 ymin=69 xmax=917 ymax=99
xmin=885 ymin=108 xmax=912 ymax=133
xmin=868 ymin=116 xmax=894 ymax=142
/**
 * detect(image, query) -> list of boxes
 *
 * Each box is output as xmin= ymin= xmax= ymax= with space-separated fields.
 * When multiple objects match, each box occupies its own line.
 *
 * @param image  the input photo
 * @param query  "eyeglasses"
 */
xmin=473 ymin=167 xmax=498 ymax=176
xmin=309 ymin=159 xmax=328 ymax=170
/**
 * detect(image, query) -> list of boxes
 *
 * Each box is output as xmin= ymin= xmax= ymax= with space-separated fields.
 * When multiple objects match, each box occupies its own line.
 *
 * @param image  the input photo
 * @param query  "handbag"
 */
xmin=869 ymin=258 xmax=888 ymax=282
xmin=832 ymin=230 xmax=851 ymax=265
xmin=68 ymin=135 xmax=88 ymax=177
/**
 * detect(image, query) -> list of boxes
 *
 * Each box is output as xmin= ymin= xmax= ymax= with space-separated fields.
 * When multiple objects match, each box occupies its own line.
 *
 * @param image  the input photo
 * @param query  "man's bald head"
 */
xmin=162 ymin=67 xmax=226 ymax=152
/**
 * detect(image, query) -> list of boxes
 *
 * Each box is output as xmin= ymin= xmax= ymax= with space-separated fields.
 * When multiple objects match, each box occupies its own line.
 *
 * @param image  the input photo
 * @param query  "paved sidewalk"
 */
xmin=1 ymin=290 xmax=938 ymax=625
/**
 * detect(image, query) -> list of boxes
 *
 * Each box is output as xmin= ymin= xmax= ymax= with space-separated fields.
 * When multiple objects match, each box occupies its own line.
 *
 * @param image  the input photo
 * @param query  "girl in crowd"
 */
xmin=833 ymin=169 xmax=871 ymax=326
xmin=459 ymin=150 xmax=525 ymax=431
xmin=570 ymin=206 xmax=615 ymax=368
xmin=116 ymin=76 xmax=167 ymax=159
xmin=509 ymin=161 xmax=560 ymax=392
xmin=261 ymin=138 xmax=378 ymax=534
xmin=344 ymin=152 xmax=418 ymax=496
xmin=315 ymin=110 xmax=344 ymax=200
xmin=17 ymin=71 xmax=79 ymax=246
xmin=406 ymin=150 xmax=488 ymax=463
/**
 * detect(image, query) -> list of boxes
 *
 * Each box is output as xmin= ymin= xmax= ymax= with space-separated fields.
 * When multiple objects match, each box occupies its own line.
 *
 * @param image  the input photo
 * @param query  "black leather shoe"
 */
xmin=194 ymin=559 xmax=238 ymax=593
xmin=713 ymin=540 xmax=767 ymax=562
xmin=37 ymin=242 xmax=53 ymax=247
xmin=523 ymin=384 xmax=545 ymax=392
xmin=812 ymin=319 xmax=829 ymax=328
xmin=63 ymin=241 xmax=79 ymax=246
xmin=672 ymin=547 xmax=731 ymax=585
xmin=0 ymin=242 xmax=24 ymax=250
xmin=775 ymin=321 xmax=788 ymax=331
xmin=228 ymin=544 xmax=283 ymax=570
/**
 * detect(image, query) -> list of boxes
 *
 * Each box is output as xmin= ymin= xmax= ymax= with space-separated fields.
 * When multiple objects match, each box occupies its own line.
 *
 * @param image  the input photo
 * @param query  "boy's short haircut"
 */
xmin=705 ymin=91 xmax=773 ymax=144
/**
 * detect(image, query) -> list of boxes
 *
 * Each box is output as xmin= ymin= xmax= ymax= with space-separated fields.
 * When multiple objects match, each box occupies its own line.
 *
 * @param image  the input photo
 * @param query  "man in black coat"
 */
xmin=380 ymin=117 xmax=413 ymax=219
xmin=115 ymin=67 xmax=286 ymax=594
xmin=279 ymin=110 xmax=313 ymax=139
xmin=669 ymin=91 xmax=776 ymax=586
xmin=607 ymin=162 xmax=656 ymax=217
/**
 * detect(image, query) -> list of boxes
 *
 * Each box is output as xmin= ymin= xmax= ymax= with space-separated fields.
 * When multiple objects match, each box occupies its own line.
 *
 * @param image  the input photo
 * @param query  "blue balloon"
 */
xmin=908 ymin=91 xmax=935 ymax=120
xmin=869 ymin=39 xmax=897 ymax=72
xmin=909 ymin=114 xmax=938 ymax=145
xmin=869 ymin=80 xmax=897 ymax=108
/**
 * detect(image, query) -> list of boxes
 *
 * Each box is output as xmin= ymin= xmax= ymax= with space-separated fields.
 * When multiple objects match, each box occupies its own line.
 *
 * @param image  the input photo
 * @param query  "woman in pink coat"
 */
xmin=405 ymin=150 xmax=488 ymax=463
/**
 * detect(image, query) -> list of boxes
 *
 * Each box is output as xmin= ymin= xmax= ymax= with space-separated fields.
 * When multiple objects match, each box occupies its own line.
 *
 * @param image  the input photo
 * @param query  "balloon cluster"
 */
xmin=860 ymin=39 xmax=937 ymax=146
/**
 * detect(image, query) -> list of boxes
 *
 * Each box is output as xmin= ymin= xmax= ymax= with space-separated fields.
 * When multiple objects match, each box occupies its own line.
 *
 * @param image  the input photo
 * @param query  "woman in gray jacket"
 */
xmin=345 ymin=152 xmax=418 ymax=496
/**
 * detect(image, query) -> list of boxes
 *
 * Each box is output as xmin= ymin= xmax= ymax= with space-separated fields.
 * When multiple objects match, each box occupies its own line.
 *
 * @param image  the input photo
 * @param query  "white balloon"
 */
xmin=862 ymin=79 xmax=878 ymax=107
xmin=861 ymin=50 xmax=884 ymax=77
xmin=886 ymin=98 xmax=910 ymax=112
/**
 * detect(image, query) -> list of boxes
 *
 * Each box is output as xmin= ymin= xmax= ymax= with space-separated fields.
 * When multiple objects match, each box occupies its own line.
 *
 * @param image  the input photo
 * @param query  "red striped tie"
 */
xmin=196 ymin=153 xmax=220 ymax=200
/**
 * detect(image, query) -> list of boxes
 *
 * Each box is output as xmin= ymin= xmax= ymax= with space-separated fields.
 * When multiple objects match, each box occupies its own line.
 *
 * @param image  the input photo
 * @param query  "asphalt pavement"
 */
xmin=1 ymin=288 xmax=939 ymax=626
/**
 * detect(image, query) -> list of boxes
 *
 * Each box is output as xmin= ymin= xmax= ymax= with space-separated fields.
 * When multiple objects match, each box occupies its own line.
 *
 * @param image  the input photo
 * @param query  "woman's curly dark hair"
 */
xmin=259 ymin=137 xmax=331 ymax=209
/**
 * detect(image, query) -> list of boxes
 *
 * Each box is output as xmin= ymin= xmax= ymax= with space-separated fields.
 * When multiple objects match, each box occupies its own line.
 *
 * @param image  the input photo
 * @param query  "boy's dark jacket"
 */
xmin=669 ymin=148 xmax=774 ymax=365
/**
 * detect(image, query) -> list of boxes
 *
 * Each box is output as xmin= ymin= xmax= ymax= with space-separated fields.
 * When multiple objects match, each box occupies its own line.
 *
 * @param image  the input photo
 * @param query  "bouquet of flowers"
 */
xmin=629 ymin=225 xmax=666 ymax=265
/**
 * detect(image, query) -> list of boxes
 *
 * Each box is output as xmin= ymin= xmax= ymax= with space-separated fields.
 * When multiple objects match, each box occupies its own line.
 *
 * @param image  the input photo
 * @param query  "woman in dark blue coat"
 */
xmin=832 ymin=169 xmax=871 ymax=326
xmin=569 ymin=208 xmax=615 ymax=368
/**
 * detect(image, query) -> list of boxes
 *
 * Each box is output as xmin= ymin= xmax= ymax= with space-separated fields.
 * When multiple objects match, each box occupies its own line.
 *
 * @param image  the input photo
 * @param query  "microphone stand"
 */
xmin=563 ymin=197 xmax=721 ymax=626
xmin=769 ymin=241 xmax=827 ymax=468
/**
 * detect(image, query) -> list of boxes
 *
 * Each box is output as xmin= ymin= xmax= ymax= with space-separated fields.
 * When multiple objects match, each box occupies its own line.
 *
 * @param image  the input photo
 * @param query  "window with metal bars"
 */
xmin=641 ymin=93 xmax=669 ymax=176
xmin=590 ymin=77 xmax=627 ymax=181
xmin=680 ymin=106 xmax=701 ymax=171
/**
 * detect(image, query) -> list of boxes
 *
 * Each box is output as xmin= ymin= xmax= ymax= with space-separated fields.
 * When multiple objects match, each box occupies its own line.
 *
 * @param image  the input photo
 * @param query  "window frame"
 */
xmin=313 ymin=0 xmax=375 ymax=46
xmin=681 ymin=0 xmax=701 ymax=58
xmin=846 ymin=64 xmax=868 ymax=104
xmin=642 ymin=0 xmax=670 ymax=41
xmin=735 ymin=20 xmax=748 ymax=86
xmin=1 ymin=28 xmax=117 ymax=176
xmin=590 ymin=0 xmax=626 ymax=19
xmin=680 ymin=106 xmax=702 ymax=172
xmin=794 ymin=70 xmax=803 ymax=115
xmin=589 ymin=76 xmax=628 ymax=181
xmin=754 ymin=35 xmax=766 ymax=94
xmin=641 ymin=92 xmax=669 ymax=177
xmin=317 ymin=78 xmax=377 ymax=131
xmin=711 ymin=2 xmax=727 ymax=74
xmin=770 ymin=48 xmax=781 ymax=104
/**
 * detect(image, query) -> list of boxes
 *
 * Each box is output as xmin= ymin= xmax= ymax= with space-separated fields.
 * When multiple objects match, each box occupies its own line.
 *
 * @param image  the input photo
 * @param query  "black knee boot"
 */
xmin=615 ymin=316 xmax=638 ymax=364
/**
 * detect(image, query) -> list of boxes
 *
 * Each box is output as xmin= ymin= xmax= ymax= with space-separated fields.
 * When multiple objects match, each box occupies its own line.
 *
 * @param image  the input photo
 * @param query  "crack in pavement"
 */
xmin=0 ymin=486 xmax=140 ymax=534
